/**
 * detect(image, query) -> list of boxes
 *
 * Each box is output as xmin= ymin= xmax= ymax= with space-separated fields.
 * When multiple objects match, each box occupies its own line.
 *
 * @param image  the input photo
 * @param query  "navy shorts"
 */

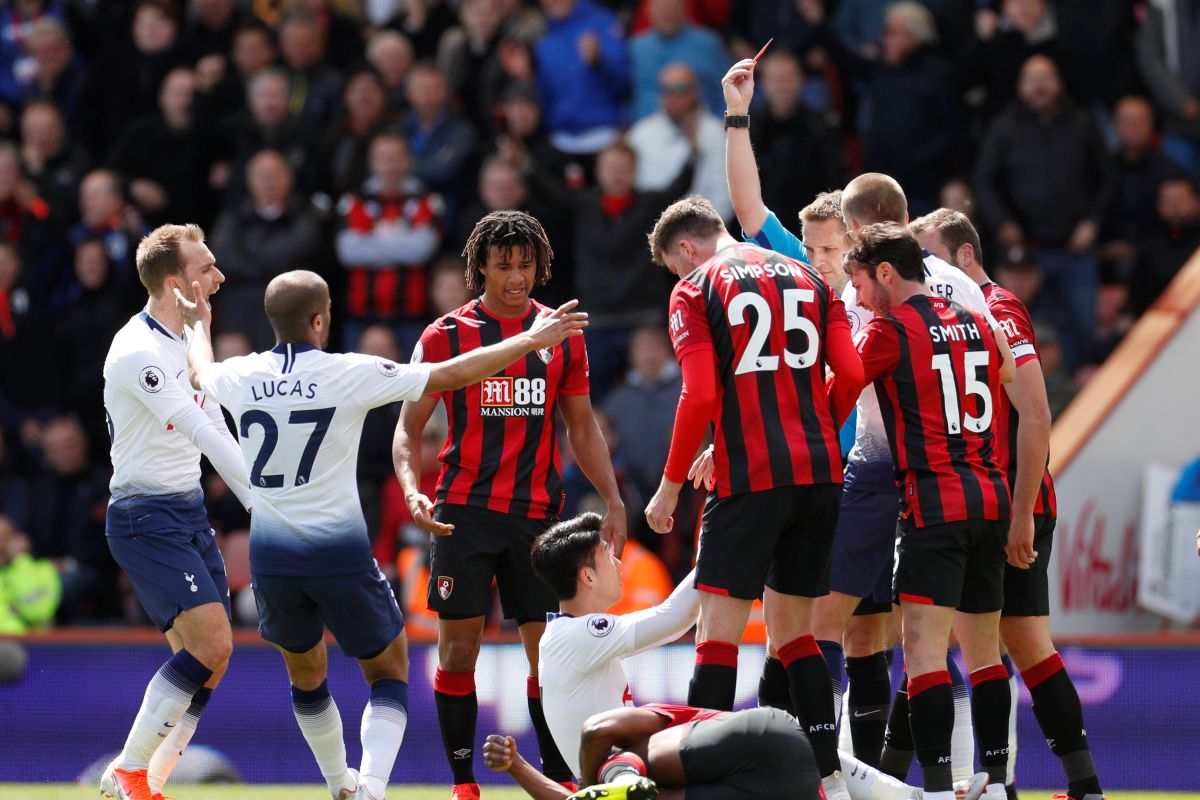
xmin=253 ymin=562 xmax=404 ymax=660
xmin=1002 ymin=515 xmax=1055 ymax=617
xmin=829 ymin=463 xmax=900 ymax=615
xmin=108 ymin=528 xmax=231 ymax=632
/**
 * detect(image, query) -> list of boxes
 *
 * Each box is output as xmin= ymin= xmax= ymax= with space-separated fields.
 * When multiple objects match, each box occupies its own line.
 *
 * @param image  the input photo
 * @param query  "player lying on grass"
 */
xmin=521 ymin=512 xmax=980 ymax=800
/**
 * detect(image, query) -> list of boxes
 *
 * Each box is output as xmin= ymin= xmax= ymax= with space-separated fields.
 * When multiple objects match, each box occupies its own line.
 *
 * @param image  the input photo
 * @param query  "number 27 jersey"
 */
xmin=669 ymin=243 xmax=848 ymax=496
xmin=858 ymin=295 xmax=1010 ymax=528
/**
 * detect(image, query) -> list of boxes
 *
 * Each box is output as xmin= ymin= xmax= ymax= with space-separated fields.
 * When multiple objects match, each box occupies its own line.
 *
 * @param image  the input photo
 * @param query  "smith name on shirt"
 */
xmin=928 ymin=321 xmax=982 ymax=343
xmin=250 ymin=378 xmax=320 ymax=402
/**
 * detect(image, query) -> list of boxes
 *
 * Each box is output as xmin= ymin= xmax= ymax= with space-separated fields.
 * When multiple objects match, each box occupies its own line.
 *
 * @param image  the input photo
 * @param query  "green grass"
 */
xmin=3 ymin=787 xmax=1197 ymax=800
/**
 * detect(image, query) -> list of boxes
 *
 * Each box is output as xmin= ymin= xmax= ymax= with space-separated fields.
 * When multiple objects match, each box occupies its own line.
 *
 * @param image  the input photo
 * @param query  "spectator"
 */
xmin=749 ymin=51 xmax=844 ymax=235
xmin=367 ymin=28 xmax=416 ymax=113
xmin=835 ymin=0 xmax=937 ymax=58
xmin=0 ymin=515 xmax=60 ymax=633
xmin=76 ymin=0 xmax=186 ymax=159
xmin=974 ymin=54 xmax=1112 ymax=368
xmin=355 ymin=324 xmax=404 ymax=546
xmin=196 ymin=21 xmax=279 ymax=120
xmin=21 ymin=17 xmax=86 ymax=126
xmin=495 ymin=83 xmax=571 ymax=183
xmin=534 ymin=0 xmax=629 ymax=159
xmin=1033 ymin=322 xmax=1075 ymax=417
xmin=209 ymin=149 xmax=323 ymax=350
xmin=602 ymin=324 xmax=681 ymax=514
xmin=0 ymin=0 xmax=72 ymax=110
xmin=605 ymin=537 xmax=673 ymax=614
xmin=0 ymin=427 xmax=31 ymax=532
xmin=27 ymin=416 xmax=117 ymax=623
xmin=286 ymin=0 xmax=365 ymax=70
xmin=628 ymin=0 xmax=728 ymax=121
xmin=320 ymin=64 xmax=395 ymax=197
xmin=69 ymin=168 xmax=147 ymax=309
xmin=436 ymin=0 xmax=509 ymax=133
xmin=219 ymin=66 xmax=323 ymax=205
xmin=181 ymin=0 xmax=239 ymax=62
xmin=0 ymin=141 xmax=60 ymax=300
xmin=730 ymin=0 xmax=837 ymax=82
xmin=859 ymin=2 xmax=961 ymax=214
xmin=0 ymin=243 xmax=55 ymax=438
xmin=107 ymin=66 xmax=220 ymax=228
xmin=19 ymin=100 xmax=91 ymax=227
xmin=335 ymin=131 xmax=444 ymax=353
xmin=429 ymin=255 xmax=471 ymax=317
xmin=398 ymin=62 xmax=478 ymax=203
xmin=627 ymin=62 xmax=731 ymax=221
xmin=1101 ymin=95 xmax=1185 ymax=283
xmin=278 ymin=12 xmax=343 ymax=128
xmin=1132 ymin=176 xmax=1200 ymax=314
xmin=384 ymin=0 xmax=458 ymax=59
xmin=1137 ymin=0 xmax=1200 ymax=175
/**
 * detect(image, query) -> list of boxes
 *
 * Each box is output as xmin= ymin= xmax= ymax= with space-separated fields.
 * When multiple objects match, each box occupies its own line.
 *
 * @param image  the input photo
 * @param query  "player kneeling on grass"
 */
xmin=484 ymin=704 xmax=820 ymax=800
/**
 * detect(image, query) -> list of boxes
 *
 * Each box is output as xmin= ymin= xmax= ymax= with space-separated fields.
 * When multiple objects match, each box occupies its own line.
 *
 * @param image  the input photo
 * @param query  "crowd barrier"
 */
xmin=2 ymin=639 xmax=1198 ymax=790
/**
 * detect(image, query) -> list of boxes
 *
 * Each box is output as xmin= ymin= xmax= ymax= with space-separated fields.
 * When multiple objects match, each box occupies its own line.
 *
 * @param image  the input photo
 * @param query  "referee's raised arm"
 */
xmin=722 ymin=58 xmax=769 ymax=239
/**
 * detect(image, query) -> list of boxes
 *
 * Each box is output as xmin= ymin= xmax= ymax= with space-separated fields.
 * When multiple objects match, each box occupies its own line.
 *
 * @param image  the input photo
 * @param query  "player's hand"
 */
xmin=601 ymin=503 xmax=628 ymax=558
xmin=645 ymin=478 xmax=682 ymax=535
xmin=1067 ymin=219 xmax=1098 ymax=253
xmin=688 ymin=445 xmax=716 ymax=491
xmin=528 ymin=299 xmax=588 ymax=348
xmin=1005 ymin=514 xmax=1038 ymax=570
xmin=174 ymin=280 xmax=212 ymax=330
xmin=408 ymin=493 xmax=454 ymax=536
xmin=483 ymin=734 xmax=517 ymax=772
xmin=721 ymin=59 xmax=756 ymax=115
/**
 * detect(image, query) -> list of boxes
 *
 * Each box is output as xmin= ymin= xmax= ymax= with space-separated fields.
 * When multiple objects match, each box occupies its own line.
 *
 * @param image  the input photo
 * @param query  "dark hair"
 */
xmin=461 ymin=210 xmax=553 ymax=295
xmin=647 ymin=195 xmax=726 ymax=265
xmin=530 ymin=512 xmax=603 ymax=601
xmin=843 ymin=221 xmax=924 ymax=282
xmin=909 ymin=208 xmax=983 ymax=266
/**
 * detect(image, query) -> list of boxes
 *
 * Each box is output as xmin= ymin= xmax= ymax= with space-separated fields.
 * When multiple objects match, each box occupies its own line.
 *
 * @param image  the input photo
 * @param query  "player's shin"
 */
xmin=968 ymin=664 xmax=1011 ymax=791
xmin=906 ymin=670 xmax=954 ymax=793
xmin=118 ymin=650 xmax=213 ymax=770
xmin=1000 ymin=654 xmax=1018 ymax=792
xmin=291 ymin=681 xmax=352 ymax=793
xmin=757 ymin=656 xmax=793 ymax=713
xmin=434 ymin=667 xmax=479 ymax=785
xmin=147 ymin=686 xmax=211 ymax=792
xmin=878 ymin=673 xmax=914 ymax=780
xmin=1021 ymin=653 xmax=1103 ymax=799
xmin=818 ymin=639 xmax=846 ymax=722
xmin=688 ymin=641 xmax=738 ymax=710
xmin=845 ymin=653 xmax=891 ymax=767
xmin=526 ymin=676 xmax=574 ymax=784
xmin=947 ymin=655 xmax=975 ymax=784
xmin=360 ymin=678 xmax=409 ymax=798
xmin=780 ymin=635 xmax=841 ymax=778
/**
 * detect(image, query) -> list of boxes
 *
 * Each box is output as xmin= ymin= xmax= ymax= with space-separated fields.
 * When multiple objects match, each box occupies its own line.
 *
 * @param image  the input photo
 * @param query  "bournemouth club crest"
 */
xmin=437 ymin=576 xmax=454 ymax=600
xmin=536 ymin=346 xmax=553 ymax=365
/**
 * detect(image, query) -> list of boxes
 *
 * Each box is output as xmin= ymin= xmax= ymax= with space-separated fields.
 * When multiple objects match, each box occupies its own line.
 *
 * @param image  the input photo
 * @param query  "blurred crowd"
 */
xmin=0 ymin=0 xmax=1195 ymax=629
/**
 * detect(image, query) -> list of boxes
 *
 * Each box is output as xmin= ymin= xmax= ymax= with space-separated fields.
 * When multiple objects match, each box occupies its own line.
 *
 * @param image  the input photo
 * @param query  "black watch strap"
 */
xmin=723 ymin=113 xmax=750 ymax=129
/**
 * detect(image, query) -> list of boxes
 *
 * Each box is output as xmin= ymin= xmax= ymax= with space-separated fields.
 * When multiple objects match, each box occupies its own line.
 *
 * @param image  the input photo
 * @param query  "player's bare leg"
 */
xmin=278 ymin=640 xmax=357 ymax=800
xmin=519 ymin=620 xmax=576 ymax=789
xmin=688 ymin=592 xmax=752 ymax=710
xmin=953 ymin=611 xmax=1009 ymax=799
xmin=436 ymin=616 xmax=487 ymax=798
xmin=813 ymin=590 xmax=861 ymax=719
xmin=107 ymin=603 xmax=231 ymax=800
xmin=355 ymin=632 xmax=412 ymax=800
xmin=999 ymin=616 xmax=1103 ymax=800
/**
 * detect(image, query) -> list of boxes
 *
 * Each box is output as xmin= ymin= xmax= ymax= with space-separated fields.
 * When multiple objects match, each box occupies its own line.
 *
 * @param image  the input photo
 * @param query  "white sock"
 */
xmin=118 ymin=651 xmax=210 ymax=770
xmin=292 ymin=682 xmax=351 ymax=793
xmin=839 ymin=750 xmax=919 ymax=800
xmin=984 ymin=783 xmax=1007 ymax=799
xmin=1006 ymin=671 xmax=1019 ymax=786
xmin=359 ymin=679 xmax=409 ymax=799
xmin=838 ymin=688 xmax=853 ymax=754
xmin=950 ymin=680 xmax=975 ymax=784
xmin=148 ymin=686 xmax=210 ymax=792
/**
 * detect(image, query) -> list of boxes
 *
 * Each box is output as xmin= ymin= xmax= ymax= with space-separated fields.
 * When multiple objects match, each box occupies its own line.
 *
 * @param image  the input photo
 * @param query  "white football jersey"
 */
xmin=199 ymin=343 xmax=430 ymax=576
xmin=104 ymin=310 xmax=245 ymax=504
xmin=844 ymin=254 xmax=994 ymax=472
xmin=539 ymin=577 xmax=699 ymax=779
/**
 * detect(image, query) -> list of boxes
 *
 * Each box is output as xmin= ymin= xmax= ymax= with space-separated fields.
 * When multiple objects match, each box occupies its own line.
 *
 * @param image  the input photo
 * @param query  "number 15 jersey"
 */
xmin=858 ymin=295 xmax=1010 ymax=528
xmin=669 ymin=243 xmax=849 ymax=496
xmin=199 ymin=344 xmax=431 ymax=575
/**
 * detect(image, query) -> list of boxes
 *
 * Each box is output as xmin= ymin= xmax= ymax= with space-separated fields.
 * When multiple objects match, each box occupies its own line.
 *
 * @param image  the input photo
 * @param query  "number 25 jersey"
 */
xmin=669 ymin=243 xmax=849 ymax=497
xmin=858 ymin=295 xmax=1010 ymax=528
xmin=414 ymin=298 xmax=590 ymax=519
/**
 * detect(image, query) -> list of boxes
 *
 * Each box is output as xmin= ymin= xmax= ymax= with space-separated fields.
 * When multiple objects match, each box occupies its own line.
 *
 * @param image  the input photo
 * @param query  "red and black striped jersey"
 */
xmin=982 ymin=283 xmax=1057 ymax=518
xmin=858 ymin=295 xmax=1011 ymax=527
xmin=415 ymin=298 xmax=589 ymax=519
xmin=668 ymin=243 xmax=848 ymax=496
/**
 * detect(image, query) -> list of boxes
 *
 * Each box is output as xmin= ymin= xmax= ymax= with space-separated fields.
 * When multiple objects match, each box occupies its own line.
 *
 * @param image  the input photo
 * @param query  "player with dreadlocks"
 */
xmin=395 ymin=211 xmax=628 ymax=800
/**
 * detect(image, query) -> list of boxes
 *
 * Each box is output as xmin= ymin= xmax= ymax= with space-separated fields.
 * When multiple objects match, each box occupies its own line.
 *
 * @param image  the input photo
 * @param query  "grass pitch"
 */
xmin=4 ymin=786 xmax=1198 ymax=800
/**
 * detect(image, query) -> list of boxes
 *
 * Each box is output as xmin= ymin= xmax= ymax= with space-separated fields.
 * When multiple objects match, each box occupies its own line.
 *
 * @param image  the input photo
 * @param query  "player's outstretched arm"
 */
xmin=1001 ymin=359 xmax=1051 ymax=570
xmin=561 ymin=393 xmax=627 ymax=556
xmin=647 ymin=350 xmax=717 ymax=535
xmin=483 ymin=735 xmax=571 ymax=800
xmin=722 ymin=58 xmax=769 ymax=238
xmin=423 ymin=300 xmax=587 ymax=394
xmin=394 ymin=395 xmax=454 ymax=537
xmin=579 ymin=708 xmax=667 ymax=790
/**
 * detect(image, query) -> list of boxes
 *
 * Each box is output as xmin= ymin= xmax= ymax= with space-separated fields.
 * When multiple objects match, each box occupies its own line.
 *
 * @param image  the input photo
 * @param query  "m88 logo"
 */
xmin=480 ymin=377 xmax=547 ymax=416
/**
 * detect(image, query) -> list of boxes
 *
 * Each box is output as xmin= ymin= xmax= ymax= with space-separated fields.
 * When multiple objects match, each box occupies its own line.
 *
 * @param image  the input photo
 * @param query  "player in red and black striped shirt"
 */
xmin=644 ymin=197 xmax=865 ymax=799
xmin=847 ymin=222 xmax=1016 ymax=799
xmin=913 ymin=209 xmax=1104 ymax=800
xmin=394 ymin=211 xmax=626 ymax=800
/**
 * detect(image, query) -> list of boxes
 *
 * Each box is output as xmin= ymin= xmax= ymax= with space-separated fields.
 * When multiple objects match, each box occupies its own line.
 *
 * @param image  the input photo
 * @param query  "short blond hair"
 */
xmin=910 ymin=207 xmax=983 ymax=265
xmin=799 ymin=190 xmax=844 ymax=235
xmin=842 ymin=173 xmax=908 ymax=227
xmin=135 ymin=223 xmax=205 ymax=295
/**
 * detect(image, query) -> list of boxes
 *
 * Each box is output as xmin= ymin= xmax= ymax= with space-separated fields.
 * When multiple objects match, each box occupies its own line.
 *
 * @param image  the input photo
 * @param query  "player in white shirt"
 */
xmin=100 ymin=224 xmax=253 ymax=800
xmin=177 ymin=269 xmax=587 ymax=800
xmin=510 ymin=512 xmax=952 ymax=800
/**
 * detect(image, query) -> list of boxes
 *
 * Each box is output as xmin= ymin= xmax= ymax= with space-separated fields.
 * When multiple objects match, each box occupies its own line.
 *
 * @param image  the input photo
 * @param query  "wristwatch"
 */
xmin=723 ymin=113 xmax=750 ymax=129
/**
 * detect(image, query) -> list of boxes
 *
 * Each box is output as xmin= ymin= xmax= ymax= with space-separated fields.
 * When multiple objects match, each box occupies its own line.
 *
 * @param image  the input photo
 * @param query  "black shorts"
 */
xmin=696 ymin=484 xmax=841 ymax=600
xmin=681 ymin=707 xmax=820 ymax=799
xmin=893 ymin=517 xmax=1008 ymax=613
xmin=1001 ymin=514 xmax=1055 ymax=617
xmin=427 ymin=503 xmax=558 ymax=620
